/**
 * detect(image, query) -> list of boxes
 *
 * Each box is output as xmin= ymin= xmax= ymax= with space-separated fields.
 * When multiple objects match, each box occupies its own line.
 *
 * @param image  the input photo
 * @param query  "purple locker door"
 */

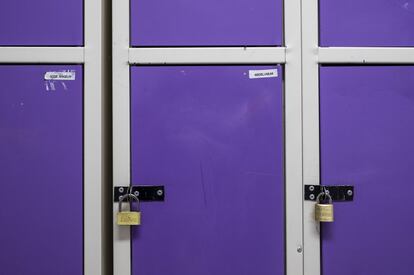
xmin=0 ymin=0 xmax=83 ymax=46
xmin=130 ymin=0 xmax=282 ymax=46
xmin=320 ymin=66 xmax=414 ymax=275
xmin=320 ymin=0 xmax=414 ymax=46
xmin=0 ymin=65 xmax=83 ymax=274
xmin=130 ymin=66 xmax=284 ymax=275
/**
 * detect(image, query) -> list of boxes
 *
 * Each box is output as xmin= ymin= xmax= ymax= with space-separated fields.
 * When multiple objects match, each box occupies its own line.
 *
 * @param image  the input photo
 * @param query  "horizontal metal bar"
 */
xmin=114 ymin=186 xmax=165 ymax=202
xmin=129 ymin=47 xmax=286 ymax=65
xmin=304 ymin=185 xmax=354 ymax=202
xmin=318 ymin=47 xmax=414 ymax=64
xmin=0 ymin=47 xmax=84 ymax=63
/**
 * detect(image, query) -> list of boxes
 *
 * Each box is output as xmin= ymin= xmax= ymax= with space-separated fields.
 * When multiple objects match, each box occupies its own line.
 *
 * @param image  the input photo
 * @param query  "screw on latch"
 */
xmin=309 ymin=185 xmax=315 ymax=191
xmin=118 ymin=187 xmax=124 ymax=193
xmin=347 ymin=190 xmax=353 ymax=196
xmin=157 ymin=189 xmax=163 ymax=196
xmin=309 ymin=194 xmax=315 ymax=200
xmin=297 ymin=246 xmax=303 ymax=253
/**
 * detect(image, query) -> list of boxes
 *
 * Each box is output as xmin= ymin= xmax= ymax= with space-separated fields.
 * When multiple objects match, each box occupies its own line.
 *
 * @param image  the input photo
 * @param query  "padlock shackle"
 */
xmin=118 ymin=193 xmax=140 ymax=212
xmin=316 ymin=192 xmax=332 ymax=204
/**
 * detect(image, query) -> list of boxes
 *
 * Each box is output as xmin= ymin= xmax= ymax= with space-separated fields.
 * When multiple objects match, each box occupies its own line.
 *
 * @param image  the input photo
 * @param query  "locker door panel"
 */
xmin=130 ymin=0 xmax=282 ymax=46
xmin=320 ymin=66 xmax=414 ymax=275
xmin=0 ymin=0 xmax=83 ymax=46
xmin=0 ymin=65 xmax=83 ymax=274
xmin=319 ymin=0 xmax=414 ymax=46
xmin=130 ymin=66 xmax=284 ymax=275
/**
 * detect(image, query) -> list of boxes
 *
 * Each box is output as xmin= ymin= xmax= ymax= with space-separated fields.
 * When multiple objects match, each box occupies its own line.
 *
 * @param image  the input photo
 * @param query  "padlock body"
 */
xmin=117 ymin=211 xmax=141 ymax=226
xmin=315 ymin=203 xmax=334 ymax=222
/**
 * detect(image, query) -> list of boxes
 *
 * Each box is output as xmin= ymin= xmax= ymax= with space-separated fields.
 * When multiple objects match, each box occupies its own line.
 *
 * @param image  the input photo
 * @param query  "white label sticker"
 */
xmin=248 ymin=69 xmax=278 ymax=79
xmin=44 ymin=71 xmax=76 ymax=81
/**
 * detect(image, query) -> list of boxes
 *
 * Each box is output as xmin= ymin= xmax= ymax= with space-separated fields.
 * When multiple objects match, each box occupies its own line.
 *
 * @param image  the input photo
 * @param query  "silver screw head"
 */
xmin=297 ymin=246 xmax=303 ymax=253
xmin=309 ymin=194 xmax=315 ymax=200
xmin=347 ymin=190 xmax=353 ymax=196
xmin=118 ymin=187 xmax=124 ymax=193
xmin=309 ymin=185 xmax=315 ymax=191
xmin=134 ymin=191 xmax=140 ymax=197
xmin=157 ymin=189 xmax=163 ymax=196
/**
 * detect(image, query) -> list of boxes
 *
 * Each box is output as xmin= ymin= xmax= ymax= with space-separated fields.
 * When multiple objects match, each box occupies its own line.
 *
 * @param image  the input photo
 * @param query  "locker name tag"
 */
xmin=249 ymin=69 xmax=278 ymax=79
xmin=44 ymin=71 xmax=76 ymax=81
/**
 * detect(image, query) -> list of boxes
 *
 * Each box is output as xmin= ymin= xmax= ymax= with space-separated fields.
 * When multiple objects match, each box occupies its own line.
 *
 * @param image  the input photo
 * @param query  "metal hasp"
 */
xmin=114 ymin=186 xmax=165 ymax=202
xmin=305 ymin=185 xmax=354 ymax=202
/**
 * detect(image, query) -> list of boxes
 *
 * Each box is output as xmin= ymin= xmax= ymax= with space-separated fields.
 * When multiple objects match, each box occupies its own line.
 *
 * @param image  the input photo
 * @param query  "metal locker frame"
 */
xmin=0 ymin=0 xmax=105 ymax=274
xmin=113 ymin=0 xmax=414 ymax=275
xmin=302 ymin=1 xmax=414 ymax=275
xmin=112 ymin=0 xmax=303 ymax=274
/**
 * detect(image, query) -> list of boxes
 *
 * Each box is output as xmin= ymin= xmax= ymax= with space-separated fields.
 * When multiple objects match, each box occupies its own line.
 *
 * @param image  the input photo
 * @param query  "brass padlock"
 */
xmin=117 ymin=193 xmax=141 ymax=226
xmin=315 ymin=192 xmax=334 ymax=222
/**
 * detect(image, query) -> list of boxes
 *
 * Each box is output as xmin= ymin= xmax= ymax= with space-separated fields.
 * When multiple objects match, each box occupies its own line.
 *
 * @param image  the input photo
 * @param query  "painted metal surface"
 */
xmin=320 ymin=0 xmax=414 ymax=46
xmin=0 ymin=65 xmax=83 ymax=274
xmin=320 ymin=66 xmax=414 ymax=275
xmin=130 ymin=66 xmax=284 ymax=275
xmin=0 ymin=0 xmax=83 ymax=46
xmin=130 ymin=0 xmax=282 ymax=46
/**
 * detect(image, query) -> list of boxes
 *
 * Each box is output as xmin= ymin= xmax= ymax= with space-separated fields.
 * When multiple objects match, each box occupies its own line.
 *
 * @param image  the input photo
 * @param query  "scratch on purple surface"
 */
xmin=199 ymin=161 xmax=208 ymax=206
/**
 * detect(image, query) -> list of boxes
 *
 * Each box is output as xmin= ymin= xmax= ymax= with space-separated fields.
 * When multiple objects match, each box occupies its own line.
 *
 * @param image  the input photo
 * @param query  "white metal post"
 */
xmin=284 ymin=0 xmax=305 ymax=273
xmin=84 ymin=0 xmax=104 ymax=273
xmin=112 ymin=0 xmax=132 ymax=272
xmin=301 ymin=0 xmax=321 ymax=273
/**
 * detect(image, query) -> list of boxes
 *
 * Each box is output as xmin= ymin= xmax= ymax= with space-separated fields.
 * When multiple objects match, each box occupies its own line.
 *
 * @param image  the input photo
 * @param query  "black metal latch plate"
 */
xmin=114 ymin=186 xmax=165 ymax=202
xmin=305 ymin=185 xmax=354 ymax=201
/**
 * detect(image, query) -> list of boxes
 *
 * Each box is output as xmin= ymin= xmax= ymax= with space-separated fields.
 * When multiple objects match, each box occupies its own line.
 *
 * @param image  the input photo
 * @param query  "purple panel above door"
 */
xmin=320 ymin=66 xmax=414 ymax=275
xmin=130 ymin=66 xmax=284 ymax=275
xmin=130 ymin=0 xmax=282 ymax=46
xmin=0 ymin=0 xmax=83 ymax=46
xmin=320 ymin=0 xmax=414 ymax=46
xmin=0 ymin=65 xmax=83 ymax=274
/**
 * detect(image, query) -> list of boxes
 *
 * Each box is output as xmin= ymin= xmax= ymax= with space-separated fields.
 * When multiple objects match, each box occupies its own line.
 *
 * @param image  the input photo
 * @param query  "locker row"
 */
xmin=1 ymin=65 xmax=414 ymax=275
xmin=1 ymin=0 xmax=414 ymax=46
